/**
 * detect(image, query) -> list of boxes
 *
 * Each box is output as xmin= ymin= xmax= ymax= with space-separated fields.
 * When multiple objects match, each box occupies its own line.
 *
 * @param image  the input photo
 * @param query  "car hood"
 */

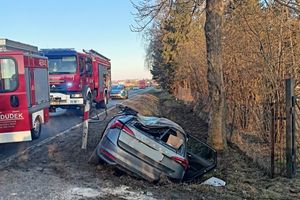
xmin=137 ymin=115 xmax=185 ymax=134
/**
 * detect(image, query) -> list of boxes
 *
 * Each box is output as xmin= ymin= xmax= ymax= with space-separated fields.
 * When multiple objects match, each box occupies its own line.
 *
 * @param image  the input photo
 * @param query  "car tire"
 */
xmin=31 ymin=117 xmax=41 ymax=140
xmin=123 ymin=92 xmax=128 ymax=99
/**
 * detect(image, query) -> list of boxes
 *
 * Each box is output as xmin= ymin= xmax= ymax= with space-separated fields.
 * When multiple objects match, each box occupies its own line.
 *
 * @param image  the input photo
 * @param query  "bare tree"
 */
xmin=205 ymin=0 xmax=227 ymax=150
xmin=132 ymin=0 xmax=228 ymax=151
xmin=273 ymin=0 xmax=300 ymax=13
xmin=134 ymin=0 xmax=300 ymax=170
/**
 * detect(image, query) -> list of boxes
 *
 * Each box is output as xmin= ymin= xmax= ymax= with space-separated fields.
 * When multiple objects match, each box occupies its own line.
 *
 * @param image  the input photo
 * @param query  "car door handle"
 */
xmin=10 ymin=95 xmax=19 ymax=107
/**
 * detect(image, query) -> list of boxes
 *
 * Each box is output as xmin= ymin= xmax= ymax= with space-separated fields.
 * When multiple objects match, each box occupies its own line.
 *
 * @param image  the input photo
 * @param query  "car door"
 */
xmin=183 ymin=135 xmax=217 ymax=181
xmin=0 ymin=54 xmax=31 ymax=143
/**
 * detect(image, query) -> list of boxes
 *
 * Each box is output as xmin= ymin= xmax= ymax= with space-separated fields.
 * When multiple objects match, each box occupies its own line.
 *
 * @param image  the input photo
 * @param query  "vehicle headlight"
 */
xmin=66 ymin=82 xmax=73 ymax=87
xmin=71 ymin=93 xmax=83 ymax=98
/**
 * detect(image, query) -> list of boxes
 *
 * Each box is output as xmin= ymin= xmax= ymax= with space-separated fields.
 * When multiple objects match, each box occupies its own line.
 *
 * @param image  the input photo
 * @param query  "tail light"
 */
xmin=110 ymin=120 xmax=135 ymax=136
xmin=99 ymin=148 xmax=116 ymax=160
xmin=171 ymin=156 xmax=189 ymax=170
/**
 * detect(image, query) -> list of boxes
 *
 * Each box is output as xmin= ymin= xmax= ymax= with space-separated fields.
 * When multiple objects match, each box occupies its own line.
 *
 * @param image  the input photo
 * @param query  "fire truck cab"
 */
xmin=0 ymin=39 xmax=50 ymax=144
xmin=40 ymin=48 xmax=111 ymax=113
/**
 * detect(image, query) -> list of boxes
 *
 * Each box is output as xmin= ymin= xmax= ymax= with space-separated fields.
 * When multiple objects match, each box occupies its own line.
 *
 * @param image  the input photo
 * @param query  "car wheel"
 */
xmin=31 ymin=117 xmax=41 ymax=139
xmin=124 ymin=93 xmax=128 ymax=99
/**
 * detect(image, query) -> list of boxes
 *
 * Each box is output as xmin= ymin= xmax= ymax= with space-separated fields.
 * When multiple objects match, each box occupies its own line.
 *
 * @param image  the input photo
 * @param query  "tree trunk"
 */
xmin=205 ymin=0 xmax=227 ymax=151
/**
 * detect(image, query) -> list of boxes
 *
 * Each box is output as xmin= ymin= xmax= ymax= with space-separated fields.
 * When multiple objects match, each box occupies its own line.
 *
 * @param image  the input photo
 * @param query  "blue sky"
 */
xmin=0 ymin=0 xmax=151 ymax=80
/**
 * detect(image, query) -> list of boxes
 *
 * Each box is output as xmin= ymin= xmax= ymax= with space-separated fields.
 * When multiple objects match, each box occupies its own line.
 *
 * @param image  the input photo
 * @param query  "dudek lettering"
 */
xmin=0 ymin=113 xmax=24 ymax=121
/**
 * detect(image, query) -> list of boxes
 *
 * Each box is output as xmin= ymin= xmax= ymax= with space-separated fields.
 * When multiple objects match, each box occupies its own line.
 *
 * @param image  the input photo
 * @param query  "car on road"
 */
xmin=110 ymin=85 xmax=128 ymax=99
xmin=90 ymin=105 xmax=217 ymax=182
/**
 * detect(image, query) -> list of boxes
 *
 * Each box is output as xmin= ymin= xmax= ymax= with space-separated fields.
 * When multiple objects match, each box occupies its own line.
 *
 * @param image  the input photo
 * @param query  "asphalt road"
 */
xmin=0 ymin=88 xmax=151 ymax=162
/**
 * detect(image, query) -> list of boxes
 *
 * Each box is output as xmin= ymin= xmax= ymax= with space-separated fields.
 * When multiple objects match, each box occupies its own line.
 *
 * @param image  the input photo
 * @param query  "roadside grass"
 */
xmin=144 ymin=89 xmax=300 ymax=199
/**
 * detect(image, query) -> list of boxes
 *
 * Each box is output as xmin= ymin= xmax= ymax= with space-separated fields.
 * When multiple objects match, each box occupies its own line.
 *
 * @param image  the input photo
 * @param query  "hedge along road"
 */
xmin=0 ymin=88 xmax=152 ymax=162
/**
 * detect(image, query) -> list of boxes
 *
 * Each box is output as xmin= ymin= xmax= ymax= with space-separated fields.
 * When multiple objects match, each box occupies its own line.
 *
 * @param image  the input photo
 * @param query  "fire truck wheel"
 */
xmin=96 ymin=95 xmax=108 ymax=109
xmin=104 ymin=94 xmax=109 ymax=105
xmin=31 ymin=117 xmax=42 ymax=139
xmin=87 ymin=94 xmax=93 ymax=114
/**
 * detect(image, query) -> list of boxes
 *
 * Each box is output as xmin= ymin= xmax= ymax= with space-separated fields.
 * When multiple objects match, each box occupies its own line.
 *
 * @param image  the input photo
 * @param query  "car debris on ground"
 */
xmin=201 ymin=177 xmax=226 ymax=187
xmin=89 ymin=104 xmax=217 ymax=182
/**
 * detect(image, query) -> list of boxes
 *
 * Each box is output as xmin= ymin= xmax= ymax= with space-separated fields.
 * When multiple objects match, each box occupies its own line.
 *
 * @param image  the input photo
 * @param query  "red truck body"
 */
xmin=90 ymin=50 xmax=111 ymax=103
xmin=139 ymin=80 xmax=146 ymax=89
xmin=40 ymin=49 xmax=111 ymax=112
xmin=0 ymin=39 xmax=50 ymax=143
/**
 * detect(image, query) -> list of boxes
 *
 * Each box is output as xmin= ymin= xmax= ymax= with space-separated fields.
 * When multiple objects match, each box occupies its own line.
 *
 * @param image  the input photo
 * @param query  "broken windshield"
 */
xmin=48 ymin=56 xmax=77 ymax=74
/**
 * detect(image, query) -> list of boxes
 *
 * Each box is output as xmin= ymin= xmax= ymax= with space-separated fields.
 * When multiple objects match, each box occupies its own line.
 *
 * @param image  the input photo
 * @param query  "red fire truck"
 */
xmin=0 ymin=39 xmax=50 ymax=144
xmin=40 ymin=49 xmax=111 ymax=113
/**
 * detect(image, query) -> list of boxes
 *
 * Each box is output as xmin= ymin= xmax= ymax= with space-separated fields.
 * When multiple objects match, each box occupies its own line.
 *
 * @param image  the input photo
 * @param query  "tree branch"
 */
xmin=274 ymin=0 xmax=300 ymax=13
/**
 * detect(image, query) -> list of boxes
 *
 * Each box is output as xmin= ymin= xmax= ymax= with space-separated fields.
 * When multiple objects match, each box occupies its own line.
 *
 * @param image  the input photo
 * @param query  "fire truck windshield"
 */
xmin=0 ymin=58 xmax=18 ymax=93
xmin=48 ymin=56 xmax=77 ymax=74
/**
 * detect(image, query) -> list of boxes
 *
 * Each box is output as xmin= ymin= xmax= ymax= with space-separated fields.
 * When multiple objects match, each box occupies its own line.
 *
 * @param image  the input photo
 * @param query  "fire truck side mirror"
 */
xmin=10 ymin=95 xmax=19 ymax=108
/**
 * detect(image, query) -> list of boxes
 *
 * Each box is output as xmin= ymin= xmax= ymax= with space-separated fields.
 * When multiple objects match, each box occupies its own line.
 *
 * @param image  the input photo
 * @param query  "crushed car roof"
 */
xmin=137 ymin=115 xmax=185 ymax=134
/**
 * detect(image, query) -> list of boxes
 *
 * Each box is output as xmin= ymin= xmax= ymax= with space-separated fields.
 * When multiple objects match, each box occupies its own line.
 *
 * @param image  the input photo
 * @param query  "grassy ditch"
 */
xmin=0 ymin=90 xmax=299 ymax=200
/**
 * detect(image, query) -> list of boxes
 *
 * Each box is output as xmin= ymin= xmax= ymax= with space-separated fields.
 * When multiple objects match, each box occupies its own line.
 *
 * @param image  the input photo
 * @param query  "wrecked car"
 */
xmin=90 ymin=105 xmax=217 ymax=182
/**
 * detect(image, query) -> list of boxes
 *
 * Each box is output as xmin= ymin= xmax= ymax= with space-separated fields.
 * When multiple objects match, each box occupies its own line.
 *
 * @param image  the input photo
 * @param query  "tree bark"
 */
xmin=205 ymin=0 xmax=227 ymax=151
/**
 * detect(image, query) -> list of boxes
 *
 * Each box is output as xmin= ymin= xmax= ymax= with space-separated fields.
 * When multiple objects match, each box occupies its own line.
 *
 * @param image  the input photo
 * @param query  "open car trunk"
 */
xmin=183 ymin=135 xmax=217 ymax=182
